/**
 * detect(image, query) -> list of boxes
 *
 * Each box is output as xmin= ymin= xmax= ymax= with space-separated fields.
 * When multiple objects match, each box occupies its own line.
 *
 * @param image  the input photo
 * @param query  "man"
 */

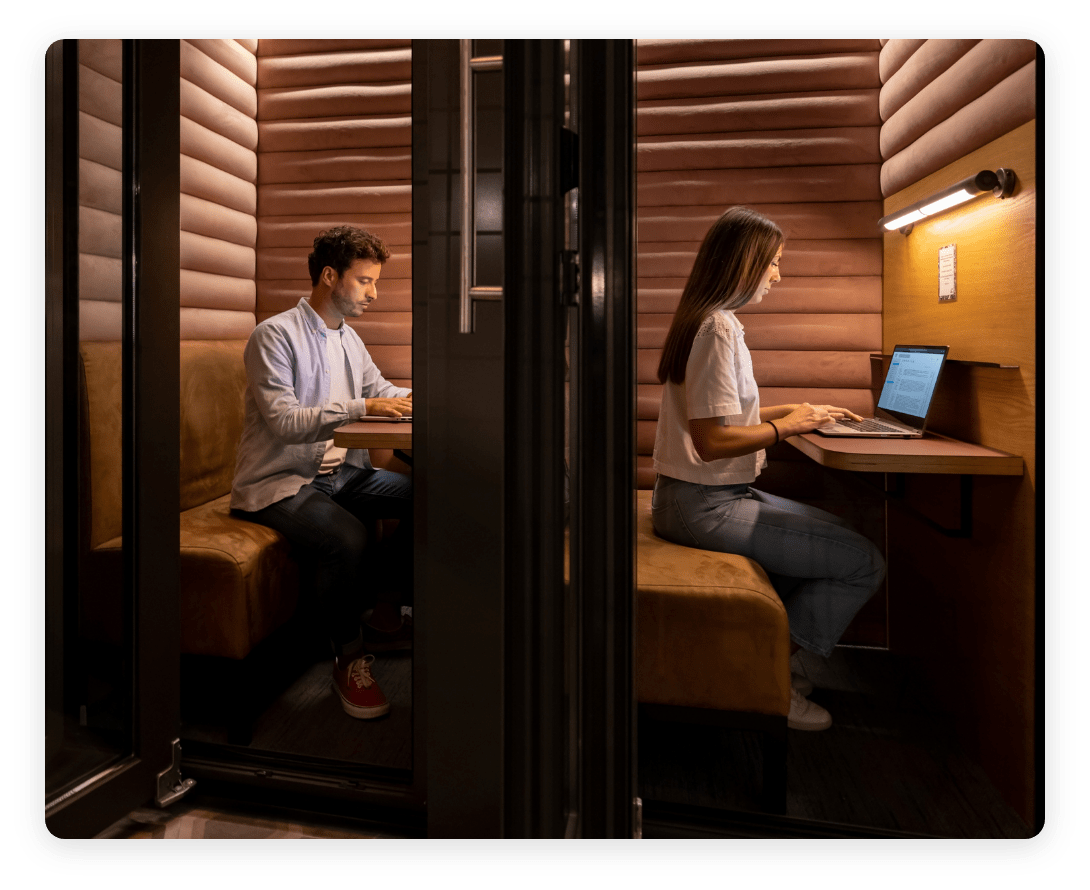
xmin=231 ymin=225 xmax=412 ymax=719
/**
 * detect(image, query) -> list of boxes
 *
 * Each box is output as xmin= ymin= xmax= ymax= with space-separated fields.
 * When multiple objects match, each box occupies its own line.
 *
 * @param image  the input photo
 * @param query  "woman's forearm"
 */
xmin=760 ymin=404 xmax=799 ymax=423
xmin=689 ymin=417 xmax=779 ymax=461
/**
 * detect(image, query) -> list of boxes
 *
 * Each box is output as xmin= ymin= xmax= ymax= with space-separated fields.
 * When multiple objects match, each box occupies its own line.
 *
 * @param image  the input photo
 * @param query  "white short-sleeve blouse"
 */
xmin=652 ymin=309 xmax=766 ymax=485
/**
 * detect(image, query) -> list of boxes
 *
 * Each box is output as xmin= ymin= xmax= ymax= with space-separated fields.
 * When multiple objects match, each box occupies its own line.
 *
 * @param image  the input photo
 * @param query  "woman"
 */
xmin=651 ymin=206 xmax=886 ymax=731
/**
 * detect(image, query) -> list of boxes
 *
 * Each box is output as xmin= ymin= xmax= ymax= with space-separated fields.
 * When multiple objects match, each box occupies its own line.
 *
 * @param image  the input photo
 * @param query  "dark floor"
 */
xmin=638 ymin=646 xmax=1032 ymax=838
xmin=181 ymin=648 xmax=412 ymax=769
xmin=177 ymin=638 xmax=1029 ymax=837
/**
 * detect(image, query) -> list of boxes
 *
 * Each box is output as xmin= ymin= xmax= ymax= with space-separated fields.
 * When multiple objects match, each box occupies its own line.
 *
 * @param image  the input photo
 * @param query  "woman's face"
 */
xmin=749 ymin=245 xmax=782 ymax=305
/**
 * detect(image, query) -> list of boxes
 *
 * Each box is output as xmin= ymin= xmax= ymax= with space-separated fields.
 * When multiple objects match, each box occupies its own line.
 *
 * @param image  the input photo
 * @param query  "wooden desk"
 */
xmin=786 ymin=430 xmax=1022 ymax=537
xmin=786 ymin=431 xmax=1023 ymax=476
xmin=334 ymin=421 xmax=413 ymax=464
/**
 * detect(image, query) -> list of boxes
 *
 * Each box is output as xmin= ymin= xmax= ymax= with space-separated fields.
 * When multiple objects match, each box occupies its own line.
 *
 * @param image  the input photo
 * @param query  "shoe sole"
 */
xmin=332 ymin=680 xmax=391 ymax=719
xmin=788 ymin=717 xmax=832 ymax=731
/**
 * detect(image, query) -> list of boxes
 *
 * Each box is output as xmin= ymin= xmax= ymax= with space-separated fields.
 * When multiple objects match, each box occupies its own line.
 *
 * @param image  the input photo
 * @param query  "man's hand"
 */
xmin=365 ymin=395 xmax=413 ymax=418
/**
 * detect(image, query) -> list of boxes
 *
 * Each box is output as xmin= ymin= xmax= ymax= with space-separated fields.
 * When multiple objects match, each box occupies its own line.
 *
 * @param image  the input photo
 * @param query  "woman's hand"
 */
xmin=777 ymin=402 xmax=861 ymax=437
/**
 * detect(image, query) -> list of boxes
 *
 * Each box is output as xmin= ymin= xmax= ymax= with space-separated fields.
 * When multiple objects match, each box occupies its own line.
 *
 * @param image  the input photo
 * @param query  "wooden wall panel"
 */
xmin=882 ymin=121 xmax=1037 ymax=827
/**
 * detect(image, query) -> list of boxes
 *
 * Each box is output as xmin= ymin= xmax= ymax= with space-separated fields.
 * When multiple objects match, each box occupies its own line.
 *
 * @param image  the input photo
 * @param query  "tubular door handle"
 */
xmin=459 ymin=41 xmax=504 ymax=334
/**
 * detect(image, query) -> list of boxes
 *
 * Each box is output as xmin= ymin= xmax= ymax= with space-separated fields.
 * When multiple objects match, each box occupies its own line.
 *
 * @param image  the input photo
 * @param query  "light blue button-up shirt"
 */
xmin=230 ymin=298 xmax=410 ymax=512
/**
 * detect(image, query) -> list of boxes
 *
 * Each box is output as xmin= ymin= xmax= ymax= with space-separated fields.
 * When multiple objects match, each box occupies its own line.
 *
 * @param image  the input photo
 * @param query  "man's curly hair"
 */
xmin=307 ymin=226 xmax=391 ymax=285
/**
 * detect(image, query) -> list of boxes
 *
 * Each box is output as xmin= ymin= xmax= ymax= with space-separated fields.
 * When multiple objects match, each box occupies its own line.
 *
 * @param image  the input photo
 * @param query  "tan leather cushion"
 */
xmin=178 ymin=494 xmax=299 ymax=659
xmin=635 ymin=490 xmax=790 ymax=717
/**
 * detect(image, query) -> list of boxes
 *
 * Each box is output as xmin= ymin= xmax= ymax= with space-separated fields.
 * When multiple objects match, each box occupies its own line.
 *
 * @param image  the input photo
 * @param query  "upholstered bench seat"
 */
xmin=178 ymin=493 xmax=299 ymax=660
xmin=634 ymin=489 xmax=791 ymax=718
xmin=634 ymin=488 xmax=790 ymax=812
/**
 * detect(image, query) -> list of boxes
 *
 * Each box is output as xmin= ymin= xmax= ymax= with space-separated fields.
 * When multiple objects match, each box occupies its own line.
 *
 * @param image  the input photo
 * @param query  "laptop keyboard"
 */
xmin=836 ymin=418 xmax=902 ymax=432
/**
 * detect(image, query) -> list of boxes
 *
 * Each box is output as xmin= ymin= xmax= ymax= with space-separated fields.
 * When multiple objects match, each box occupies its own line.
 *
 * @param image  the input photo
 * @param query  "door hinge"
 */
xmin=155 ymin=738 xmax=197 ymax=808
xmin=561 ymin=249 xmax=580 ymax=306
xmin=634 ymin=796 xmax=643 ymax=839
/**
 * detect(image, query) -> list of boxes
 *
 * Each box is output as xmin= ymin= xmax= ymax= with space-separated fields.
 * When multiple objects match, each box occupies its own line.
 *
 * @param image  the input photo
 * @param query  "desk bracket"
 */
xmin=884 ymin=473 xmax=973 ymax=539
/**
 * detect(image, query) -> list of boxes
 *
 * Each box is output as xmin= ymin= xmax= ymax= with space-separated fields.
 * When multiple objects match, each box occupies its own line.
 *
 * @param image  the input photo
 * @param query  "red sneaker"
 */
xmin=332 ymin=653 xmax=390 ymax=719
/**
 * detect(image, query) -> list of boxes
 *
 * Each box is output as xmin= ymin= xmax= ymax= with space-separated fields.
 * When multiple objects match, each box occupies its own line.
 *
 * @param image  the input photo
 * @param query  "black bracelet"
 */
xmin=767 ymin=420 xmax=779 ymax=444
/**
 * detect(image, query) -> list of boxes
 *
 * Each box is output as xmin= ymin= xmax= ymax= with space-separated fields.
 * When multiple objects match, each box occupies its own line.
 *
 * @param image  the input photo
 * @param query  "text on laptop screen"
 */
xmin=876 ymin=349 xmax=945 ymax=419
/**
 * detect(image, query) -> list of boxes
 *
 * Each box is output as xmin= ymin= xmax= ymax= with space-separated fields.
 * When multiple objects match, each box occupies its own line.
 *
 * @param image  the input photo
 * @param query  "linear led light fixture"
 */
xmin=878 ymin=169 xmax=1017 ymax=234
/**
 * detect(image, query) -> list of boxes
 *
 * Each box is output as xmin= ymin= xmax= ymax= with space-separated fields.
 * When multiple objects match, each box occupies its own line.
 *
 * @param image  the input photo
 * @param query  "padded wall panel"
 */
xmin=638 ymin=164 xmax=881 ymax=206
xmin=881 ymin=59 xmax=1036 ymax=197
xmin=638 ymin=39 xmax=882 ymax=66
xmin=258 ymin=83 xmax=411 ymax=119
xmin=257 ymin=47 xmax=411 ymax=87
xmin=638 ymin=53 xmax=880 ymax=101
xmin=180 ymin=39 xmax=257 ymax=117
xmin=181 ymin=193 xmax=258 ymax=246
xmin=180 ymin=230 xmax=256 ymax=280
xmin=638 ymin=89 xmax=880 ymax=135
xmin=79 ymin=111 xmax=121 ymax=169
xmin=639 ymin=239 xmax=881 ymax=279
xmin=259 ymin=214 xmax=410 ymax=248
xmin=259 ymin=147 xmax=411 ymax=185
xmin=180 ymin=307 xmax=259 ymax=341
xmin=79 ymin=41 xmax=122 ymax=341
xmin=878 ymin=39 xmax=927 ymax=83
xmin=880 ymin=40 xmax=1035 ymax=159
xmin=181 ymin=39 xmax=259 ymax=336
xmin=879 ymin=39 xmax=979 ymax=121
xmin=257 ymin=249 xmax=410 ymax=282
xmin=638 ymin=276 xmax=882 ymax=315
xmin=257 ymin=278 xmax=412 ymax=315
xmin=635 ymin=40 xmax=884 ymax=485
xmin=186 ymin=39 xmax=258 ymax=86
xmin=181 ymin=269 xmax=257 ymax=312
xmin=638 ymin=127 xmax=880 ymax=171
xmin=180 ymin=78 xmax=259 ymax=151
xmin=638 ymin=201 xmax=883 ymax=242
xmin=257 ymin=116 xmax=412 ymax=153
xmin=258 ymin=182 xmax=411 ymax=216
xmin=256 ymin=40 xmax=412 ymax=384
xmin=180 ymin=154 xmax=257 ymax=216
xmin=180 ymin=115 xmax=257 ymax=182
xmin=79 ymin=158 xmax=122 ymax=213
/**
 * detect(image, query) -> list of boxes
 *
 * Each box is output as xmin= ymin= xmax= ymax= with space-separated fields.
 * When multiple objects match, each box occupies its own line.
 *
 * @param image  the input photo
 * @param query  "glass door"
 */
xmin=45 ymin=39 xmax=185 ymax=838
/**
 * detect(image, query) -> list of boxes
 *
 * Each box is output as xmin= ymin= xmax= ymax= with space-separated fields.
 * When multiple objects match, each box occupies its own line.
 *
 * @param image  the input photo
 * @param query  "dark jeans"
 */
xmin=235 ymin=465 xmax=413 ymax=654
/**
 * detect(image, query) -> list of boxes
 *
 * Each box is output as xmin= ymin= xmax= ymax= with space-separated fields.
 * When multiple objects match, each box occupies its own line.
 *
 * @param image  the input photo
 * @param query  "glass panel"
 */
xmin=46 ymin=38 xmax=133 ymax=803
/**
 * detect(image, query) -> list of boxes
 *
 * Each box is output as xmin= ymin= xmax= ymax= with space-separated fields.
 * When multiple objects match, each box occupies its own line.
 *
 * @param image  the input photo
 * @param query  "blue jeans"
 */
xmin=234 ymin=465 xmax=413 ymax=653
xmin=651 ymin=475 xmax=885 ymax=657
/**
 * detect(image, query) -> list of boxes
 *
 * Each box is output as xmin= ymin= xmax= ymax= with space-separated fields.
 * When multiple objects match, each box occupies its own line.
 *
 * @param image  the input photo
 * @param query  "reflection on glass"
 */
xmin=46 ymin=38 xmax=132 ymax=804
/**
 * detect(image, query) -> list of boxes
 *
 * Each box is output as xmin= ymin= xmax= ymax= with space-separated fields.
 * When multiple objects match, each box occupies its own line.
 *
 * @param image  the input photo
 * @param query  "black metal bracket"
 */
xmin=884 ymin=473 xmax=973 ymax=539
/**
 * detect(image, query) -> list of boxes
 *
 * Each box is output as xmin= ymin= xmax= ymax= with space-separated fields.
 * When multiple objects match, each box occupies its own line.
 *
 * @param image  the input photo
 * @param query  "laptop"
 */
xmin=815 ymin=345 xmax=949 ymax=438
xmin=360 ymin=415 xmax=413 ymax=423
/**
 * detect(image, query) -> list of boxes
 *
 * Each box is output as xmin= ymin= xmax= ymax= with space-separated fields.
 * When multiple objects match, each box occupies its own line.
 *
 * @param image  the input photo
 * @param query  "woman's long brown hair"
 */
xmin=656 ymin=207 xmax=783 ymax=385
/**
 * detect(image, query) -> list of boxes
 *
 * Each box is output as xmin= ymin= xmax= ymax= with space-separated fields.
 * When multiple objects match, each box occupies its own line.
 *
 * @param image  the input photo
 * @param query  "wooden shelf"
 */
xmin=868 ymin=354 xmax=1018 ymax=369
xmin=786 ymin=430 xmax=1023 ymax=476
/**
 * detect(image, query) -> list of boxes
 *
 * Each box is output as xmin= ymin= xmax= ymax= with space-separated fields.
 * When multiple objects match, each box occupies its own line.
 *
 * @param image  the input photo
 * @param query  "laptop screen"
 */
xmin=876 ymin=345 xmax=949 ymax=428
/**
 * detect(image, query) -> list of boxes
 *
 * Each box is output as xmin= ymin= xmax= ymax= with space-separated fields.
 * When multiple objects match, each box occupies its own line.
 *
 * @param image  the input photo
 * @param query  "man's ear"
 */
xmin=321 ymin=265 xmax=338 ymax=286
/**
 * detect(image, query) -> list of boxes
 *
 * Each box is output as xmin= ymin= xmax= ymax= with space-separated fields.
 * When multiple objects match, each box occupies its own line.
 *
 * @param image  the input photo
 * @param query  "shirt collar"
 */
xmin=298 ymin=297 xmax=344 ymax=336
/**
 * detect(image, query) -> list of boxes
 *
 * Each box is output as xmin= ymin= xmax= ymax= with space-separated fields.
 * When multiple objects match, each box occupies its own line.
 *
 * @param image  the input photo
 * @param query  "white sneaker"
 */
xmin=788 ymin=687 xmax=832 ymax=731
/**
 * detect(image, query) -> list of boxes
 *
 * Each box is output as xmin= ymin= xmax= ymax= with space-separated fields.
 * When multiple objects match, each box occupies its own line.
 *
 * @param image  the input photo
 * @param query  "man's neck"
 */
xmin=307 ymin=289 xmax=344 ymax=330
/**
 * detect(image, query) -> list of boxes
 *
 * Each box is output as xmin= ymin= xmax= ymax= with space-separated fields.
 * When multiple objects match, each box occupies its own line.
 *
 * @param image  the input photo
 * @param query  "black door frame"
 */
xmin=45 ymin=39 xmax=182 ymax=838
